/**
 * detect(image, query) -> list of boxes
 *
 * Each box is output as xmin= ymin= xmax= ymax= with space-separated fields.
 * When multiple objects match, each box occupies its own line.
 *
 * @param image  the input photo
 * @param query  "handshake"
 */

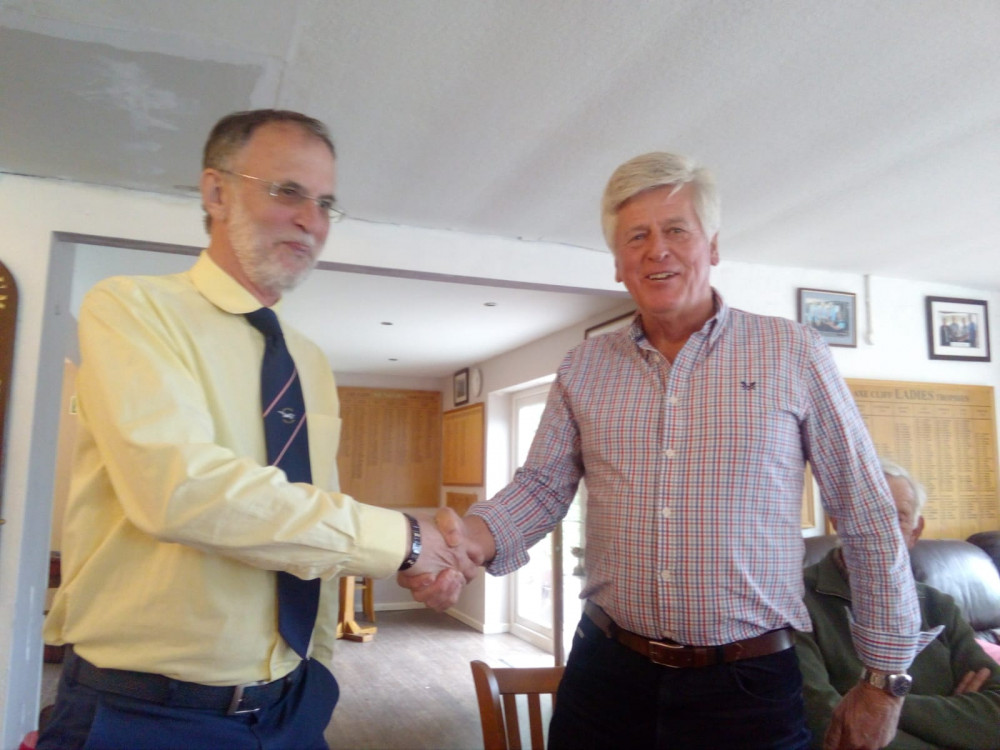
xmin=397 ymin=508 xmax=495 ymax=611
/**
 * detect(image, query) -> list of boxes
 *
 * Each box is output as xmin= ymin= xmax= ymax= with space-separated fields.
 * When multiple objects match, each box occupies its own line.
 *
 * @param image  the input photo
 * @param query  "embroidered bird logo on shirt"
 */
xmin=740 ymin=380 xmax=756 ymax=391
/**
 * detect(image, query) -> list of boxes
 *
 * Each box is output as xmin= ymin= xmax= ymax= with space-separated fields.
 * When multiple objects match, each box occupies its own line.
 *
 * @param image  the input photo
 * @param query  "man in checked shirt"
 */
xmin=400 ymin=152 xmax=934 ymax=750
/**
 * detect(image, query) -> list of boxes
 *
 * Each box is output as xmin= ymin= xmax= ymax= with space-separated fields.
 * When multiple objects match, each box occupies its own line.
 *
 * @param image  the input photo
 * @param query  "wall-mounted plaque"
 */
xmin=336 ymin=387 xmax=442 ymax=508
xmin=0 ymin=260 xmax=19 ymax=519
xmin=442 ymin=403 xmax=485 ymax=486
xmin=846 ymin=378 xmax=998 ymax=539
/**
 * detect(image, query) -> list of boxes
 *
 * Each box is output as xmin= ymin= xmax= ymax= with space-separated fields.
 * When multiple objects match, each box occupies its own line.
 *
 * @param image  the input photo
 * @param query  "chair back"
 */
xmin=967 ymin=530 xmax=1000 ymax=576
xmin=910 ymin=538 xmax=1000 ymax=640
xmin=470 ymin=659 xmax=565 ymax=750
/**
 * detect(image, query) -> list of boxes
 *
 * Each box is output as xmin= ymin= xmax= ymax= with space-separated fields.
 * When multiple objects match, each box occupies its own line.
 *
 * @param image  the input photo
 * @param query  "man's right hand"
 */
xmin=397 ymin=509 xmax=494 ymax=611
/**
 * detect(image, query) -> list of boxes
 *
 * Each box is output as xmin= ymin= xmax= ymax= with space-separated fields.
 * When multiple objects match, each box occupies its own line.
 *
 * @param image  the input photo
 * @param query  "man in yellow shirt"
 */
xmin=39 ymin=109 xmax=473 ymax=750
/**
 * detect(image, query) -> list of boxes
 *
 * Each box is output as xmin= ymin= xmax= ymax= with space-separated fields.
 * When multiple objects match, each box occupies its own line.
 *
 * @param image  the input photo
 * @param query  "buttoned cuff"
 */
xmin=467 ymin=504 xmax=529 ymax=577
xmin=848 ymin=609 xmax=944 ymax=672
xmin=347 ymin=504 xmax=411 ymax=579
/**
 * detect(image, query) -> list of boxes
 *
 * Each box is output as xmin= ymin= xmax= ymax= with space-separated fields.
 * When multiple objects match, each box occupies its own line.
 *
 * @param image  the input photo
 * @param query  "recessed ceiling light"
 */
xmin=388 ymin=357 xmax=398 ymax=362
xmin=484 ymin=302 xmax=498 ymax=307
xmin=381 ymin=321 xmax=393 ymax=326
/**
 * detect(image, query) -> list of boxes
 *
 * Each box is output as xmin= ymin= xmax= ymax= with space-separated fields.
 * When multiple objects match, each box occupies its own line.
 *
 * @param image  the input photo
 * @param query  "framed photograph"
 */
xmin=797 ymin=288 xmax=857 ymax=348
xmin=926 ymin=296 xmax=990 ymax=362
xmin=585 ymin=310 xmax=635 ymax=339
xmin=453 ymin=367 xmax=470 ymax=406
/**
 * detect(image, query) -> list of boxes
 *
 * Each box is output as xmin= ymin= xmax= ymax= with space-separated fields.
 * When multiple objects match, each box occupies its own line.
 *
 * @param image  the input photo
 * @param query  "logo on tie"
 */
xmin=278 ymin=407 xmax=297 ymax=423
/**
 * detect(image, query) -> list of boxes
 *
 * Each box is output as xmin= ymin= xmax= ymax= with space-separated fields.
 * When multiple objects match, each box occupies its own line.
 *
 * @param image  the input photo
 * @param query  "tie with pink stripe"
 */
xmin=245 ymin=307 xmax=320 ymax=659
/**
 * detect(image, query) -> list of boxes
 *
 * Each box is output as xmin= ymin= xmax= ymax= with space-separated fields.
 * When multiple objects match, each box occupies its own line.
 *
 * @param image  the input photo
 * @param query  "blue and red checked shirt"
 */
xmin=470 ymin=292 xmax=925 ymax=673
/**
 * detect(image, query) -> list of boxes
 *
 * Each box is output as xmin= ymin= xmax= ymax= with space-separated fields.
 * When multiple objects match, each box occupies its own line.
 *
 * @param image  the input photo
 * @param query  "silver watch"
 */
xmin=860 ymin=667 xmax=912 ymax=697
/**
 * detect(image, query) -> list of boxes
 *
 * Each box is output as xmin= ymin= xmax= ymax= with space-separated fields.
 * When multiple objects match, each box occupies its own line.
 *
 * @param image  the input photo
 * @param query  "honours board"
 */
xmin=336 ymin=387 xmax=442 ymax=508
xmin=846 ymin=379 xmax=999 ymax=539
xmin=442 ymin=403 xmax=485 ymax=486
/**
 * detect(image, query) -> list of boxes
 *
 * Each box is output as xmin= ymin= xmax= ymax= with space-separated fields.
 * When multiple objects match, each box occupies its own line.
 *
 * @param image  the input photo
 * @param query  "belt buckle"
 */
xmin=227 ymin=681 xmax=266 ymax=715
xmin=648 ymin=640 xmax=687 ymax=669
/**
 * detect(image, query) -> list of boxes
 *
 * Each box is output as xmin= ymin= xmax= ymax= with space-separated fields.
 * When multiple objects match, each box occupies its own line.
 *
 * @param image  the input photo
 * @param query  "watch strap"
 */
xmin=398 ymin=513 xmax=422 ymax=571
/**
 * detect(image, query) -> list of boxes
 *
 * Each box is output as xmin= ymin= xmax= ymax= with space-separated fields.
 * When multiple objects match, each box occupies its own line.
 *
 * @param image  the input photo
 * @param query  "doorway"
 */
xmin=507 ymin=383 xmax=585 ymax=663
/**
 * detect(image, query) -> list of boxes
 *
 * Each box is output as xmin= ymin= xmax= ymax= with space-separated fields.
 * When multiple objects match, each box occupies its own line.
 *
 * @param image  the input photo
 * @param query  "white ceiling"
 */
xmin=3 ymin=1 xmax=999 ymax=376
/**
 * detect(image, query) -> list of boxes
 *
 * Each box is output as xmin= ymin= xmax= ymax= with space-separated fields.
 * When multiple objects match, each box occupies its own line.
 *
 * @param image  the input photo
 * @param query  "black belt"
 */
xmin=65 ymin=647 xmax=305 ymax=715
xmin=584 ymin=602 xmax=793 ymax=669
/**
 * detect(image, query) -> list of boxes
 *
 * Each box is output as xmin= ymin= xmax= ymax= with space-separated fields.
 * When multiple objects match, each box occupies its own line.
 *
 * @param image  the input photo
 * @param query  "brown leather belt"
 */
xmin=583 ymin=601 xmax=793 ymax=669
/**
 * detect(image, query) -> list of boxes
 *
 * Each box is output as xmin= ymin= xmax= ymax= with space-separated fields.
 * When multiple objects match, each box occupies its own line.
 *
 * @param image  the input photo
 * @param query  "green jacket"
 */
xmin=795 ymin=551 xmax=1000 ymax=750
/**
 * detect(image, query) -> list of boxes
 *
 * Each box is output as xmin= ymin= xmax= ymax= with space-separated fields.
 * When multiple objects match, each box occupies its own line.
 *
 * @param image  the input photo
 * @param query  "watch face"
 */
xmin=886 ymin=673 xmax=913 ymax=697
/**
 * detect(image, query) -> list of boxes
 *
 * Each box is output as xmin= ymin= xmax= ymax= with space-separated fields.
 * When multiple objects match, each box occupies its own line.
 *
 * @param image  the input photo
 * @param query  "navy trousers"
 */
xmin=37 ymin=658 xmax=337 ymax=750
xmin=548 ymin=613 xmax=812 ymax=750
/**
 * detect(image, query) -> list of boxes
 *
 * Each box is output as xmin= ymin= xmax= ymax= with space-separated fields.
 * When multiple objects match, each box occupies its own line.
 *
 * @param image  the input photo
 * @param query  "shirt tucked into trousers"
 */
xmin=470 ymin=291 xmax=923 ymax=748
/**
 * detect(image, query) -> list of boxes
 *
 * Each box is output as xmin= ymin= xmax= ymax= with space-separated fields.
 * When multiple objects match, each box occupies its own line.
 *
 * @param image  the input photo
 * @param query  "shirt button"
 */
xmin=668 ymin=395 xmax=679 ymax=405
xmin=660 ymin=570 xmax=672 ymax=582
xmin=661 ymin=507 xmax=672 ymax=518
xmin=663 ymin=448 xmax=676 ymax=458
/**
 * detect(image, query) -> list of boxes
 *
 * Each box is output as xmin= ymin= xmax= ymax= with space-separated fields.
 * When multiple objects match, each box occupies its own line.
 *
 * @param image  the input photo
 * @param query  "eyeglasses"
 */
xmin=218 ymin=169 xmax=345 ymax=223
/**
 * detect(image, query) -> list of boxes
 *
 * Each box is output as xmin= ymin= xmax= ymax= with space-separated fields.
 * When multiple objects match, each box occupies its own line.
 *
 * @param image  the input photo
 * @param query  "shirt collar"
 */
xmin=189 ymin=251 xmax=283 ymax=315
xmin=704 ymin=288 xmax=728 ymax=347
xmin=632 ymin=288 xmax=728 ymax=351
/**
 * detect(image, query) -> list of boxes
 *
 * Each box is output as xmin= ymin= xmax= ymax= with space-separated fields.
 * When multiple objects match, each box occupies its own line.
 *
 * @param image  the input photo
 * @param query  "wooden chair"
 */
xmin=470 ymin=659 xmax=565 ymax=750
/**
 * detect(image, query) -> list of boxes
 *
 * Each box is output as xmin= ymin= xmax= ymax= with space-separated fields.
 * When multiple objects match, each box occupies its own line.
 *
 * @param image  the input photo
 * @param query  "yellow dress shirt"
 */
xmin=44 ymin=252 xmax=407 ymax=685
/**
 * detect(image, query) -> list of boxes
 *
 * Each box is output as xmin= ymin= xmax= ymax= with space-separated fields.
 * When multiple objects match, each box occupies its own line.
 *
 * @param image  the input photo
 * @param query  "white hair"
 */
xmin=880 ymin=458 xmax=927 ymax=515
xmin=600 ymin=151 xmax=720 ymax=250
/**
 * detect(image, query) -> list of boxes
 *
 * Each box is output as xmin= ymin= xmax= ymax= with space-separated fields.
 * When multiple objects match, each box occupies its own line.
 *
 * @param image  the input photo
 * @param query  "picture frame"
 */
xmin=925 ymin=296 xmax=991 ymax=362
xmin=797 ymin=288 xmax=857 ymax=348
xmin=584 ymin=310 xmax=635 ymax=339
xmin=0 ymin=260 xmax=19 ymax=511
xmin=453 ymin=367 xmax=470 ymax=406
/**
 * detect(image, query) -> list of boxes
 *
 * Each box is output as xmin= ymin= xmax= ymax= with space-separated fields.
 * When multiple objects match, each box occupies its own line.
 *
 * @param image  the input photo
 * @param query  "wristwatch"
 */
xmin=398 ymin=513 xmax=422 ymax=571
xmin=860 ymin=668 xmax=913 ymax=697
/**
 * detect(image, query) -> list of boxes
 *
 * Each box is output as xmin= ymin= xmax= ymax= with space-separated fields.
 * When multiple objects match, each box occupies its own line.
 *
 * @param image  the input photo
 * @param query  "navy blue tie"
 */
xmin=245 ymin=308 xmax=320 ymax=659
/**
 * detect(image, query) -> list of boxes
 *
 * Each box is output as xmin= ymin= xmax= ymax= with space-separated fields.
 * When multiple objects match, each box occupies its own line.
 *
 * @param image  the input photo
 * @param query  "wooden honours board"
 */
xmin=336 ymin=387 xmax=442 ymax=508
xmin=846 ymin=379 xmax=999 ymax=539
xmin=442 ymin=403 xmax=484 ymax=486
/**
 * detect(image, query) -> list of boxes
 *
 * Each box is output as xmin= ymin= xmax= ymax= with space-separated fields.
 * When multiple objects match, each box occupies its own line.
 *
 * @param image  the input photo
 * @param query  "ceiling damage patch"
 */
xmin=0 ymin=26 xmax=265 ymax=193
xmin=78 ymin=57 xmax=181 ymax=132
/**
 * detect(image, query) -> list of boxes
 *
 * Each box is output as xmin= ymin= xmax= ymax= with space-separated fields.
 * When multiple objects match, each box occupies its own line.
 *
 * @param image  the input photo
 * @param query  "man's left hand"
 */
xmin=823 ymin=682 xmax=902 ymax=750
xmin=954 ymin=667 xmax=991 ymax=695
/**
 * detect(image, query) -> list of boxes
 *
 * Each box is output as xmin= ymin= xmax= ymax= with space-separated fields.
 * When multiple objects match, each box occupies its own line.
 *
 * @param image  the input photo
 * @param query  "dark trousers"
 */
xmin=37 ymin=656 xmax=338 ymax=750
xmin=548 ymin=613 xmax=812 ymax=750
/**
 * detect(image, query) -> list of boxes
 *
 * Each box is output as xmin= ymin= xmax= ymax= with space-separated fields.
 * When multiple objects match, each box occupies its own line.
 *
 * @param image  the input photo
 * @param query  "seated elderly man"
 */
xmin=796 ymin=460 xmax=1000 ymax=749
